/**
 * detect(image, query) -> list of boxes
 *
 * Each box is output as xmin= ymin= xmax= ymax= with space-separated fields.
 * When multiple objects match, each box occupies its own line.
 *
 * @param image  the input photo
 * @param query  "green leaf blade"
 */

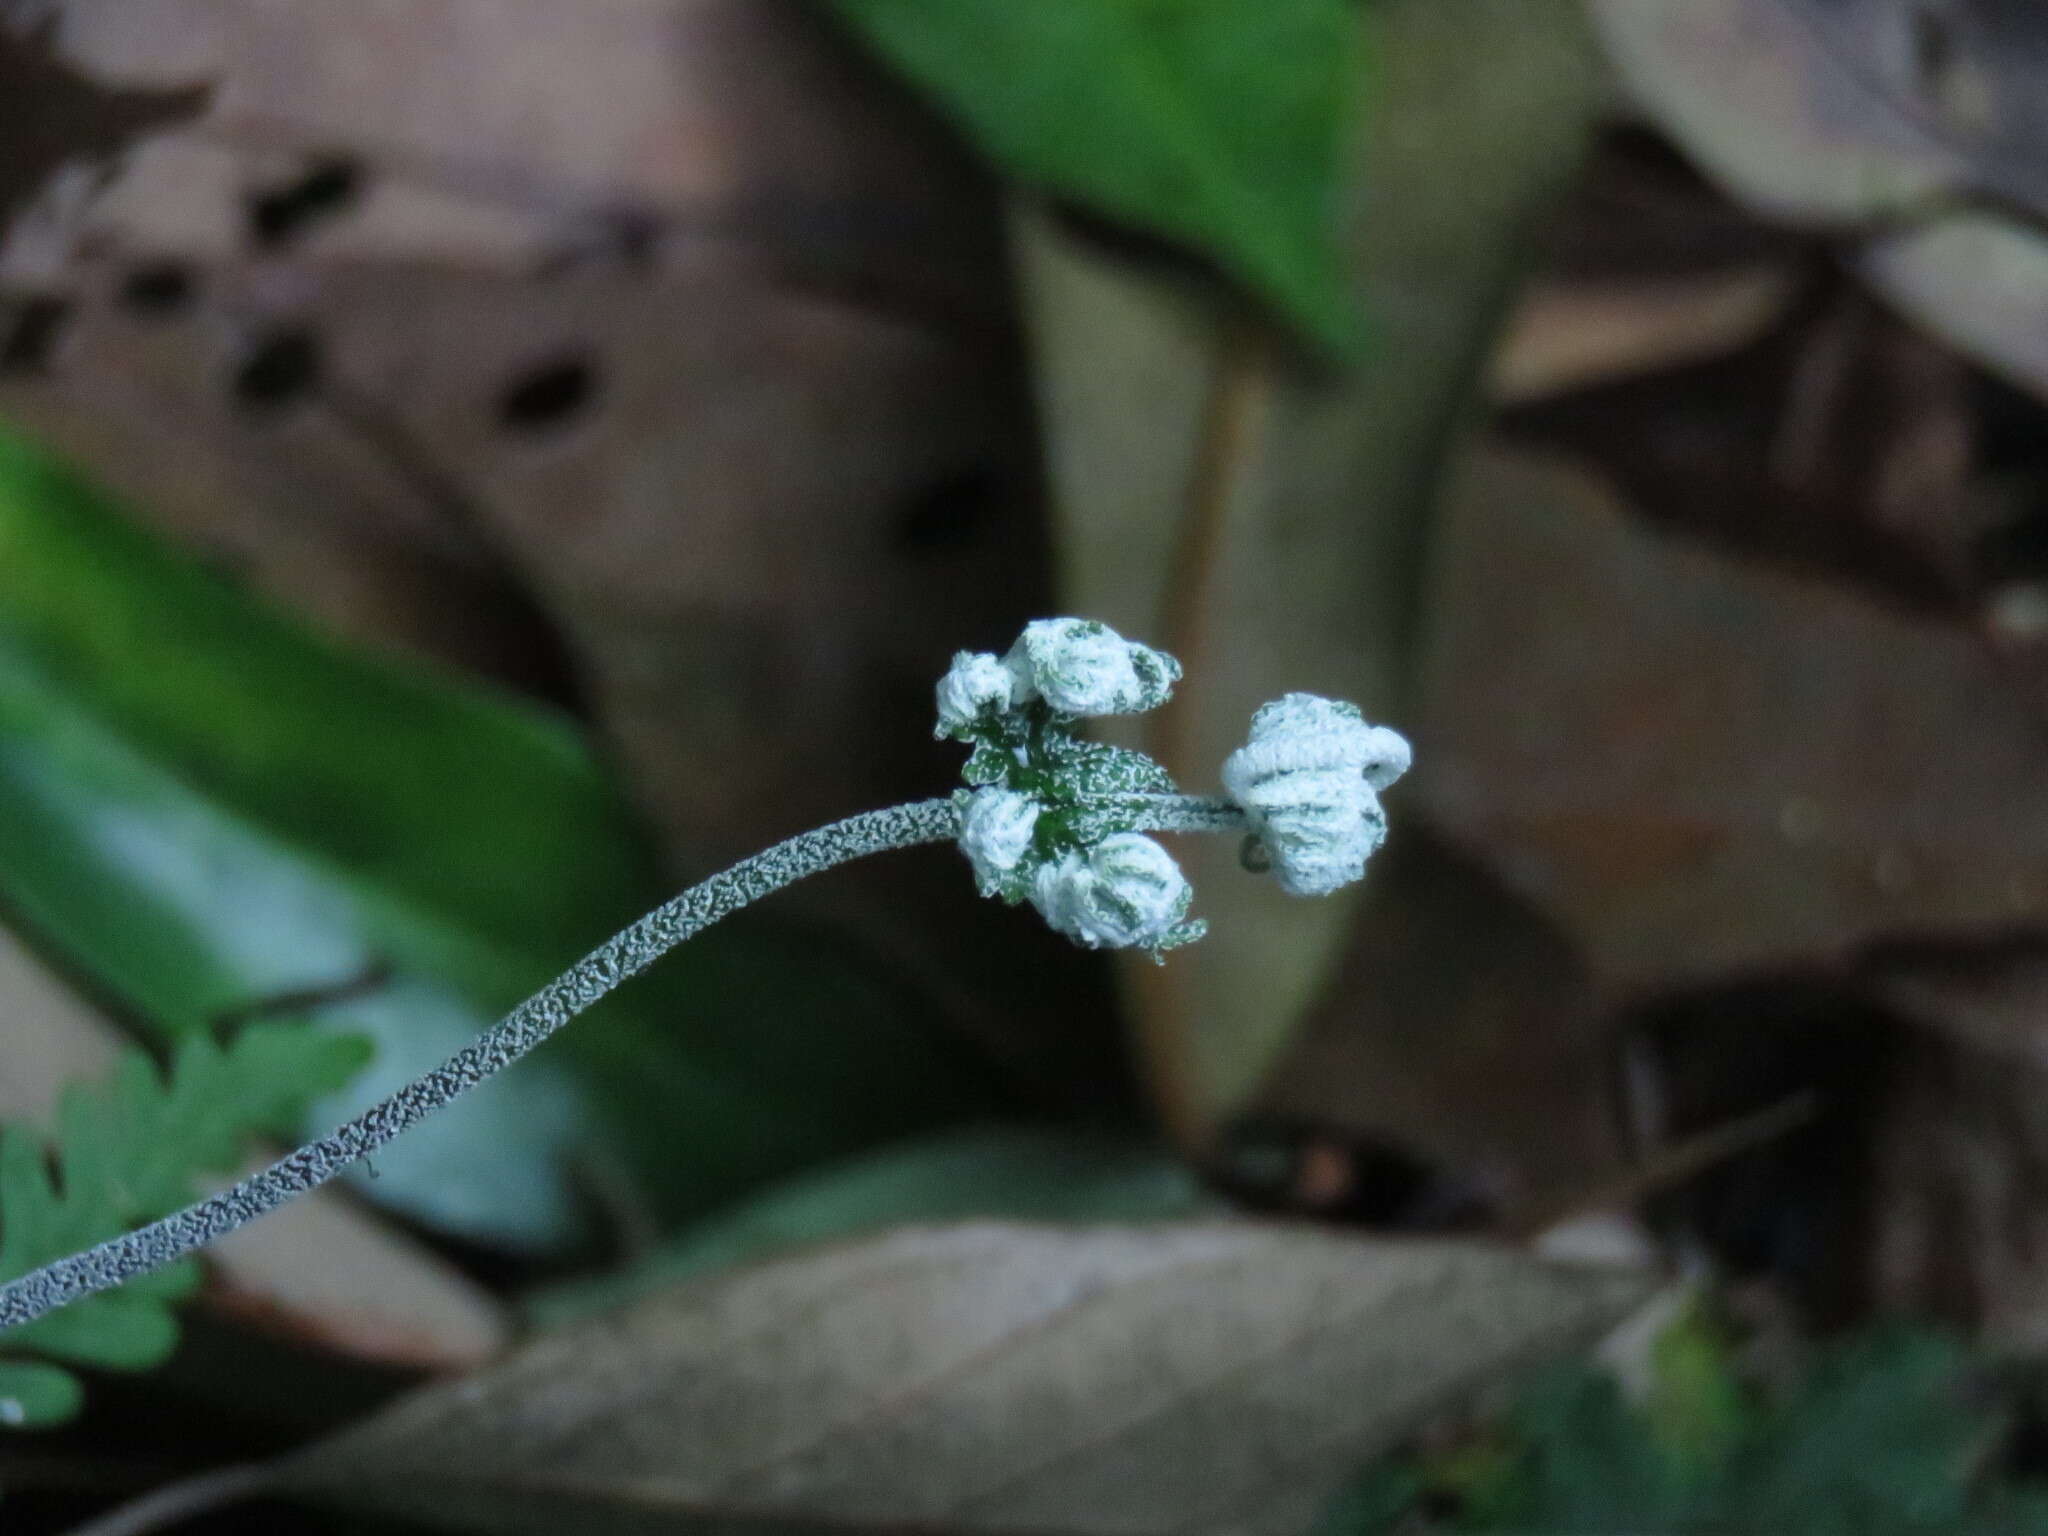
xmin=0 ymin=427 xmax=1000 ymax=1248
xmin=0 ymin=434 xmax=645 ymax=958
xmin=826 ymin=0 xmax=1364 ymax=353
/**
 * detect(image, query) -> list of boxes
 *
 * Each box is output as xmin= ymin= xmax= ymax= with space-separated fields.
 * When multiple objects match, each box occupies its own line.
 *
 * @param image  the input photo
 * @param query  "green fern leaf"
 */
xmin=0 ymin=1023 xmax=369 ymax=1429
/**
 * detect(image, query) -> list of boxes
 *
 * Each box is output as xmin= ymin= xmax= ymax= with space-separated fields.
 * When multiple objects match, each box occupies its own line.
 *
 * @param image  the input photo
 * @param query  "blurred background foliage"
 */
xmin=6 ymin=0 xmax=2048 ymax=1530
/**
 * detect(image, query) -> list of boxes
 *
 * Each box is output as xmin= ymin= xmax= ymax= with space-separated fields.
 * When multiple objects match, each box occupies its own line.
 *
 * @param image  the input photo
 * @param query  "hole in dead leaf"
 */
xmin=119 ymin=260 xmax=196 ymax=316
xmin=498 ymin=357 xmax=596 ymax=432
xmin=247 ymin=157 xmax=362 ymax=247
xmin=898 ymin=467 xmax=998 ymax=553
xmin=0 ymin=295 xmax=72 ymax=374
xmin=232 ymin=327 xmax=321 ymax=411
xmin=1910 ymin=6 xmax=1958 ymax=99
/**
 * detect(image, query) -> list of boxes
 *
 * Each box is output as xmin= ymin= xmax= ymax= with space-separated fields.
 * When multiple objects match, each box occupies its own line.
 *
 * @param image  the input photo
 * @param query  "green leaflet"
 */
xmin=0 ymin=428 xmax=997 ymax=1250
xmin=0 ymin=1026 xmax=371 ymax=1428
xmin=824 ymin=0 xmax=1364 ymax=354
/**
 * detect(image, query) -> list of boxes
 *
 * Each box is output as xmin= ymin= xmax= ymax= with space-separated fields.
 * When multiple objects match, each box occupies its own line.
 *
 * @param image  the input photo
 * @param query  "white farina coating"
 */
xmin=933 ymin=649 xmax=1017 ymax=738
xmin=1222 ymin=692 xmax=1411 ymax=897
xmin=957 ymin=786 xmax=1040 ymax=894
xmin=1031 ymin=832 xmax=1193 ymax=949
xmin=1002 ymin=618 xmax=1180 ymax=718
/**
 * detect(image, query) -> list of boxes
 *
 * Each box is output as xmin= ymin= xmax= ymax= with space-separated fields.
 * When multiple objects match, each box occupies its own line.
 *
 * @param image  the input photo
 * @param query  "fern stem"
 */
xmin=0 ymin=794 xmax=1242 ymax=1332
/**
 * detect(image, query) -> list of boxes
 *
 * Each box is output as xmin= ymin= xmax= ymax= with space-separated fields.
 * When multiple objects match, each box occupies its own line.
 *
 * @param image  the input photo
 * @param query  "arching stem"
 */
xmin=0 ymin=794 xmax=1242 ymax=1332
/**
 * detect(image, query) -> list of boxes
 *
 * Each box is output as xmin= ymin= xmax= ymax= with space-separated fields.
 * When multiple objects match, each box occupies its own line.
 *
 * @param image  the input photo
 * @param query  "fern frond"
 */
xmin=0 ymin=1024 xmax=369 ymax=1428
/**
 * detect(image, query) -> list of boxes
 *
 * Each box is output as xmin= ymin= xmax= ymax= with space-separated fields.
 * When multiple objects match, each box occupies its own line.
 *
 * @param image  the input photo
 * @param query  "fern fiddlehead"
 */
xmin=0 ymin=618 xmax=1407 ymax=1338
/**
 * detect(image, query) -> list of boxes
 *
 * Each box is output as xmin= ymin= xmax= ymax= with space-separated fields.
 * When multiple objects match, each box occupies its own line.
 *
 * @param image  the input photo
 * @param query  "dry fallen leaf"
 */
xmin=1859 ymin=211 xmax=2048 ymax=402
xmin=282 ymin=1220 xmax=1653 ymax=1536
xmin=1590 ymin=0 xmax=2048 ymax=400
xmin=1484 ymin=124 xmax=1814 ymax=406
xmin=1502 ymin=276 xmax=1987 ymax=612
xmin=1590 ymin=0 xmax=2048 ymax=224
xmin=1488 ymin=266 xmax=1798 ymax=406
xmin=1255 ymin=399 xmax=2017 ymax=1228
xmin=1416 ymin=446 xmax=2048 ymax=995
xmin=0 ymin=0 xmax=1121 ymax=1097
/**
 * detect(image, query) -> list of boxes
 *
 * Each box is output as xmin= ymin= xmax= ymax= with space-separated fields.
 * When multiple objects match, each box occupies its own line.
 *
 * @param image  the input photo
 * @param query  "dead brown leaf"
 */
xmin=283 ymin=1221 xmax=1653 ymax=1536
xmin=1590 ymin=0 xmax=2048 ymax=400
xmin=0 ymin=0 xmax=1121 ymax=1096
xmin=1488 ymin=265 xmax=1798 ymax=405
xmin=1859 ymin=211 xmax=2048 ymax=402
xmin=1501 ymin=279 xmax=1987 ymax=611
xmin=1416 ymin=446 xmax=2048 ymax=996
xmin=1591 ymin=0 xmax=2048 ymax=224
